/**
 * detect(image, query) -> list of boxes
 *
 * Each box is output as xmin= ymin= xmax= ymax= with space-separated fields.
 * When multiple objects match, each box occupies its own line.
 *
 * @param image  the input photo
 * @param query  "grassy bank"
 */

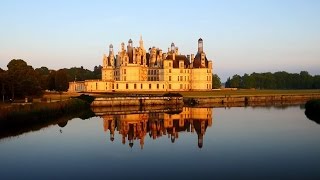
xmin=0 ymin=96 xmax=96 ymax=140
xmin=0 ymin=98 xmax=90 ymax=124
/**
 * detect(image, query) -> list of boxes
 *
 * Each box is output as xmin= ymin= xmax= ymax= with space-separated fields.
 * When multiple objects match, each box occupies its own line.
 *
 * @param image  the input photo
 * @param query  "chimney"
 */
xmin=191 ymin=54 xmax=194 ymax=64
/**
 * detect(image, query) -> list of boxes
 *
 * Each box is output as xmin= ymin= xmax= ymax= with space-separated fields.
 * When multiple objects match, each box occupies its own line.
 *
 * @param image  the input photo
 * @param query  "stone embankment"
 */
xmin=184 ymin=94 xmax=320 ymax=106
xmin=91 ymin=96 xmax=183 ymax=107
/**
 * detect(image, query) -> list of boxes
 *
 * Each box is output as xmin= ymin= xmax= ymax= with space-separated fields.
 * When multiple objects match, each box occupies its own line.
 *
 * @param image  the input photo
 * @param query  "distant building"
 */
xmin=68 ymin=37 xmax=213 ymax=92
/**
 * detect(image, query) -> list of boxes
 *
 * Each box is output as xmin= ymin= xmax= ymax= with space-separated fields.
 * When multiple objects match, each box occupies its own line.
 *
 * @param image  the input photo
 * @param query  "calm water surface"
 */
xmin=1 ymin=106 xmax=320 ymax=179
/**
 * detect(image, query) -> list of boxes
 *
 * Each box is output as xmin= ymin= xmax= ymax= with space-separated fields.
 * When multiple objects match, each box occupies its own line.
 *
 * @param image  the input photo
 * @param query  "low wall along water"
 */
xmin=91 ymin=96 xmax=183 ymax=107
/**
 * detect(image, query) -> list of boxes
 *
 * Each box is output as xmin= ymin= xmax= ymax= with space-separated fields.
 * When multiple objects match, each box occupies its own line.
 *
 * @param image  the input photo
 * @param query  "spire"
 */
xmin=139 ymin=35 xmax=144 ymax=49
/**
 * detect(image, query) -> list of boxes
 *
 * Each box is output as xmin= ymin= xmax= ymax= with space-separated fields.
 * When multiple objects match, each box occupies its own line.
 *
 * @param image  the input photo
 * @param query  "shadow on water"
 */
xmin=0 ymin=109 xmax=95 ymax=140
xmin=304 ymin=99 xmax=320 ymax=124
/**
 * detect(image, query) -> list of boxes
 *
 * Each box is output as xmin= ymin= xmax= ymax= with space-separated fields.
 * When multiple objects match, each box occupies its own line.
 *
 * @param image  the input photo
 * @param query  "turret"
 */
xmin=191 ymin=54 xmax=194 ymax=64
xmin=109 ymin=44 xmax=114 ymax=67
xmin=128 ymin=39 xmax=133 ymax=47
xmin=139 ymin=35 xmax=144 ymax=49
xmin=198 ymin=38 xmax=203 ymax=53
xmin=121 ymin=42 xmax=125 ymax=51
xmin=171 ymin=42 xmax=175 ymax=53
xmin=109 ymin=44 xmax=114 ymax=53
xmin=127 ymin=39 xmax=133 ymax=63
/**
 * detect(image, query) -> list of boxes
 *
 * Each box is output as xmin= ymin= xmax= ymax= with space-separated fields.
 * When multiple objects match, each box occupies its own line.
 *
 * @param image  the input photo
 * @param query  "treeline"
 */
xmin=225 ymin=71 xmax=320 ymax=89
xmin=0 ymin=59 xmax=102 ymax=99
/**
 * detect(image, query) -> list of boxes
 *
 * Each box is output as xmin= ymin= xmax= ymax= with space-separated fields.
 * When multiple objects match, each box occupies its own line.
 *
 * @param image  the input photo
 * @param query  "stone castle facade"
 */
xmin=68 ymin=37 xmax=212 ymax=92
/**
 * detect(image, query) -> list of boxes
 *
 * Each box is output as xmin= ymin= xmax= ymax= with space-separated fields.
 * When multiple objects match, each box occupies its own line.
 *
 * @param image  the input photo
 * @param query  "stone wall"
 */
xmin=91 ymin=96 xmax=183 ymax=107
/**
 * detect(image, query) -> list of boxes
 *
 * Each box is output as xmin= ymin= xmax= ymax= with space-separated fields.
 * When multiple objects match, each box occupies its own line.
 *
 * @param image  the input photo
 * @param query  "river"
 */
xmin=0 ymin=105 xmax=319 ymax=179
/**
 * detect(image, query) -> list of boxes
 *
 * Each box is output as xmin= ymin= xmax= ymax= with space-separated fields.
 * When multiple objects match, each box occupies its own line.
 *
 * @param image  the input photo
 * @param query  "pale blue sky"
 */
xmin=0 ymin=0 xmax=319 ymax=81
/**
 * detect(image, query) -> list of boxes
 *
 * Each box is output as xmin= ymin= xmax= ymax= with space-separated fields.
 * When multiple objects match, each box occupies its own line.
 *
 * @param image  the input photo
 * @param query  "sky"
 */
xmin=0 ymin=0 xmax=319 ymax=81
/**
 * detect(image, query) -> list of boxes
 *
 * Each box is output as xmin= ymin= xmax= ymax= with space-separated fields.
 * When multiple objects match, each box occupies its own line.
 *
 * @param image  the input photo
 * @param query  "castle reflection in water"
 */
xmin=100 ymin=107 xmax=212 ymax=149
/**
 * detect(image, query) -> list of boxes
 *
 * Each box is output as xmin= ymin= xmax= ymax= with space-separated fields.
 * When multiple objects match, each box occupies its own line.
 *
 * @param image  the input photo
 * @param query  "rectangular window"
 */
xmin=149 ymin=84 xmax=151 ymax=89
xmin=116 ymin=84 xmax=118 ymax=89
xmin=124 ymin=69 xmax=126 ymax=74
xmin=126 ymin=83 xmax=128 ymax=89
xmin=157 ymin=84 xmax=159 ymax=89
xmin=124 ymin=76 xmax=126 ymax=81
xmin=169 ymin=84 xmax=171 ymax=89
xmin=180 ymin=84 xmax=183 ymax=89
xmin=163 ymin=85 xmax=164 ymax=89
xmin=112 ymin=84 xmax=114 ymax=89
xmin=169 ymin=69 xmax=171 ymax=73
xmin=141 ymin=84 xmax=143 ymax=89
xmin=178 ymin=76 xmax=179 ymax=81
xmin=180 ymin=76 xmax=183 ymax=81
xmin=169 ymin=76 xmax=171 ymax=81
xmin=134 ymin=84 xmax=137 ymax=89
xmin=169 ymin=62 xmax=171 ymax=67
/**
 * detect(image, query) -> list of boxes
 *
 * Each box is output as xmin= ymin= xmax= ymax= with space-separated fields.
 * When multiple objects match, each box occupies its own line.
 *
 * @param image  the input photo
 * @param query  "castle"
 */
xmin=68 ymin=37 xmax=213 ymax=92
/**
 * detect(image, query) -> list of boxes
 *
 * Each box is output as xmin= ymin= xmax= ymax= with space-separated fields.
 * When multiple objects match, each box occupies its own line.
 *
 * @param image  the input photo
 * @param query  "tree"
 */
xmin=229 ymin=74 xmax=241 ymax=88
xmin=35 ymin=66 xmax=50 ymax=90
xmin=6 ymin=59 xmax=42 ymax=99
xmin=212 ymin=74 xmax=221 ymax=89
xmin=299 ymin=71 xmax=313 ymax=89
xmin=241 ymin=73 xmax=255 ymax=88
xmin=0 ymin=68 xmax=7 ymax=102
xmin=226 ymin=71 xmax=319 ymax=90
xmin=313 ymin=75 xmax=320 ymax=89
xmin=93 ymin=65 xmax=102 ymax=79
xmin=35 ymin=66 xmax=49 ymax=76
xmin=225 ymin=77 xmax=231 ymax=88
xmin=55 ymin=69 xmax=69 ymax=92
xmin=47 ymin=70 xmax=56 ymax=91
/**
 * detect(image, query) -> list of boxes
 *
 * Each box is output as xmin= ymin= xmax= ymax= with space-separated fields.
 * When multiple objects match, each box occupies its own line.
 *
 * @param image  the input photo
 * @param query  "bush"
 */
xmin=305 ymin=99 xmax=320 ymax=124
xmin=76 ymin=94 xmax=95 ymax=104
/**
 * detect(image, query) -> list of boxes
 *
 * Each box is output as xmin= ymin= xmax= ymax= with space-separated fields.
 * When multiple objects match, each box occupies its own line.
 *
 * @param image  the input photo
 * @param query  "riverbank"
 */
xmin=184 ymin=93 xmax=320 ymax=106
xmin=0 ymin=98 xmax=91 ymax=124
xmin=86 ymin=89 xmax=320 ymax=107
xmin=87 ymin=89 xmax=320 ymax=98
